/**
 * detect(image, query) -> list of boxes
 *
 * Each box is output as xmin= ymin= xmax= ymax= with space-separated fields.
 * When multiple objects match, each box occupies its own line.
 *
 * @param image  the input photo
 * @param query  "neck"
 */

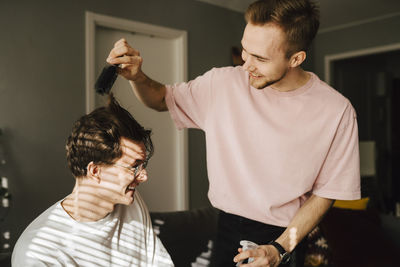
xmin=61 ymin=179 xmax=115 ymax=222
xmin=271 ymin=67 xmax=310 ymax=92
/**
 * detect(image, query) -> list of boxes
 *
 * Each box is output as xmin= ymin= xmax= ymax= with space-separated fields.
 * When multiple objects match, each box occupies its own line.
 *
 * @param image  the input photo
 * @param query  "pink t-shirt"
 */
xmin=165 ymin=66 xmax=360 ymax=227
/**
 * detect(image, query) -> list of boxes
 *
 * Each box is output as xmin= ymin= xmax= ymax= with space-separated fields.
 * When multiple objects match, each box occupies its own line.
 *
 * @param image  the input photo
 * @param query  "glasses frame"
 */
xmin=113 ymin=161 xmax=148 ymax=177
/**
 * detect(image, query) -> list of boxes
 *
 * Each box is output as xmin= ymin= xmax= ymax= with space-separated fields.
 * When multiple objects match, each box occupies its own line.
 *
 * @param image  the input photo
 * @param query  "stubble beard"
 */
xmin=250 ymin=69 xmax=288 ymax=90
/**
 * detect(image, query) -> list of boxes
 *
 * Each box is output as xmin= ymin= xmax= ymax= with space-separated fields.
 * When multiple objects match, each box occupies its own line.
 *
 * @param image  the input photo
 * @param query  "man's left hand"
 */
xmin=233 ymin=245 xmax=280 ymax=267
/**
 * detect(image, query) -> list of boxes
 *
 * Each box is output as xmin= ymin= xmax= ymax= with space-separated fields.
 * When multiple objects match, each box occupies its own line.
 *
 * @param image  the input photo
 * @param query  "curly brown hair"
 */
xmin=66 ymin=95 xmax=153 ymax=177
xmin=245 ymin=0 xmax=319 ymax=58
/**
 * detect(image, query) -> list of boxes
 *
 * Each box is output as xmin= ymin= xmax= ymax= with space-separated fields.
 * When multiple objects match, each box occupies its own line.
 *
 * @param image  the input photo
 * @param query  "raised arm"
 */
xmin=107 ymin=38 xmax=168 ymax=112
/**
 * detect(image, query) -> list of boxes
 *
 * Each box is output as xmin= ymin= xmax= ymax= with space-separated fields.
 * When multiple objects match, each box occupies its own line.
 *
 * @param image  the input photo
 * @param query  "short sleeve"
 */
xmin=313 ymin=103 xmax=361 ymax=200
xmin=165 ymin=69 xmax=215 ymax=130
xmin=12 ymin=242 xmax=55 ymax=267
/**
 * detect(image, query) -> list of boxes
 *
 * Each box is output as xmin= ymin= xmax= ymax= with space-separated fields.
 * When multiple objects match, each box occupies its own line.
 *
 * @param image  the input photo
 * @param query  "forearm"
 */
xmin=276 ymin=194 xmax=334 ymax=253
xmin=129 ymin=71 xmax=168 ymax=112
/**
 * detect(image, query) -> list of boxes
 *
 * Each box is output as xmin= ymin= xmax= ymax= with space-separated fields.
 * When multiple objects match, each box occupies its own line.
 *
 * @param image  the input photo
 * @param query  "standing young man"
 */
xmin=12 ymin=96 xmax=174 ymax=266
xmin=106 ymin=0 xmax=360 ymax=266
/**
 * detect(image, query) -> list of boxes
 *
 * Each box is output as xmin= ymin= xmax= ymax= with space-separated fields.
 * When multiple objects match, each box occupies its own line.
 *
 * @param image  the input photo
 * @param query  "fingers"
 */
xmin=113 ymin=38 xmax=139 ymax=53
xmin=234 ymin=249 xmax=255 ymax=263
xmin=107 ymin=46 xmax=139 ymax=60
xmin=110 ymin=55 xmax=143 ymax=81
xmin=114 ymin=38 xmax=127 ymax=47
xmin=107 ymin=38 xmax=140 ymax=62
xmin=108 ymin=55 xmax=142 ymax=66
xmin=234 ymin=248 xmax=271 ymax=267
xmin=105 ymin=38 xmax=144 ymax=81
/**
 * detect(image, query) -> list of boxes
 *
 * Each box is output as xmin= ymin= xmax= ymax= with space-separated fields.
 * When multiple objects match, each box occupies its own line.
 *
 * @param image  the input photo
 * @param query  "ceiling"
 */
xmin=195 ymin=0 xmax=400 ymax=32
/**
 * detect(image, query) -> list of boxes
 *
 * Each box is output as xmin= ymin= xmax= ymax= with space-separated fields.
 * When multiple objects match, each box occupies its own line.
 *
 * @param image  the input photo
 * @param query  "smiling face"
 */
xmin=241 ymin=23 xmax=291 ymax=89
xmin=97 ymin=137 xmax=148 ymax=206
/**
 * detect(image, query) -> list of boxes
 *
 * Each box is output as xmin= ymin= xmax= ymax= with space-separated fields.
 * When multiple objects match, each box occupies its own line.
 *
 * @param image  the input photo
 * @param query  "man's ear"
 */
xmin=289 ymin=51 xmax=306 ymax=68
xmin=87 ymin=161 xmax=101 ymax=183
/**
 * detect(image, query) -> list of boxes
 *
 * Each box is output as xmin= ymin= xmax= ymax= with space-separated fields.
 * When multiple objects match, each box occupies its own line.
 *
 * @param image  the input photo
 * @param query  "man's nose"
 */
xmin=136 ymin=169 xmax=148 ymax=183
xmin=242 ymin=57 xmax=255 ymax=72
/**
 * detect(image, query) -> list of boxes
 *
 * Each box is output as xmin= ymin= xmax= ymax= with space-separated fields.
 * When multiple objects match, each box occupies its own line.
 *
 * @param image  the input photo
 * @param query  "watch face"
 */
xmin=281 ymin=252 xmax=291 ymax=264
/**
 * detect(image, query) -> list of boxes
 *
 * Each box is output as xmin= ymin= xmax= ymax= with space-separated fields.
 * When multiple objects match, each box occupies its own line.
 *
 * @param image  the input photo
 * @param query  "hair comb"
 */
xmin=94 ymin=64 xmax=119 ymax=95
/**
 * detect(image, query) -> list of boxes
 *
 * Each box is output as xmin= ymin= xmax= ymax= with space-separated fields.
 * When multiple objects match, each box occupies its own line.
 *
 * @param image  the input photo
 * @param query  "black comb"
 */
xmin=94 ymin=64 xmax=119 ymax=95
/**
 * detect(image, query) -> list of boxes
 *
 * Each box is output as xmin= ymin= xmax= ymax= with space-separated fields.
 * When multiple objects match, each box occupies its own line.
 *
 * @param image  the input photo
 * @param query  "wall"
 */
xmin=313 ymin=15 xmax=400 ymax=79
xmin=0 ymin=0 xmax=245 ymax=250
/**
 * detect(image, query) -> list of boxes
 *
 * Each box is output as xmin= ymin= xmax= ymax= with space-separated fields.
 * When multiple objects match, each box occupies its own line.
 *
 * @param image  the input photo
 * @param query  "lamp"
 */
xmin=359 ymin=141 xmax=376 ymax=177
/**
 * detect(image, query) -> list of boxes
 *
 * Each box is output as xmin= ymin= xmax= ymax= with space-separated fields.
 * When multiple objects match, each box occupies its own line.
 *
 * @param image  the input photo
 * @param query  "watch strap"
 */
xmin=268 ymin=241 xmax=290 ymax=263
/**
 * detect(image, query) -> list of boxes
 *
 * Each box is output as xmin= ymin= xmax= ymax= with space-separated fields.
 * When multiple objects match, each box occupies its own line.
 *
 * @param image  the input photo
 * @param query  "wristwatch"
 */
xmin=268 ymin=241 xmax=291 ymax=264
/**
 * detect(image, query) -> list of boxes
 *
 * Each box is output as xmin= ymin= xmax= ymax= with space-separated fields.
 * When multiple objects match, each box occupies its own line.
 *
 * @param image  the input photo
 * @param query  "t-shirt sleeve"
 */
xmin=12 ymin=240 xmax=50 ymax=267
xmin=312 ymin=103 xmax=361 ymax=200
xmin=165 ymin=68 xmax=215 ymax=130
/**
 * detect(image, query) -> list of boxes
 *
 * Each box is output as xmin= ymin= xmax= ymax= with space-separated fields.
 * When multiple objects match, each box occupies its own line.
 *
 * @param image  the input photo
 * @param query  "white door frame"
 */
xmin=85 ymin=11 xmax=189 ymax=210
xmin=324 ymin=43 xmax=400 ymax=85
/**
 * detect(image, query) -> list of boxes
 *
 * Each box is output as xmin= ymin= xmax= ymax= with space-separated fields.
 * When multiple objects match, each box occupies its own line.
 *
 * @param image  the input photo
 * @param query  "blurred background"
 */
xmin=1 ymin=0 xmax=400 ymax=266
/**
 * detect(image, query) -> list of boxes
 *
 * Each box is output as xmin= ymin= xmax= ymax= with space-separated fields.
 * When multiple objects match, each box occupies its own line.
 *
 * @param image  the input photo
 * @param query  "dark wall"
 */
xmin=0 ymin=0 xmax=245 ymax=250
xmin=313 ymin=15 xmax=400 ymax=79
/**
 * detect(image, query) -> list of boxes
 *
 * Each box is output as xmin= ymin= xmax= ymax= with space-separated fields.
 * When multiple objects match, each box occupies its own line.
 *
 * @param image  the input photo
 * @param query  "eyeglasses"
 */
xmin=114 ymin=161 xmax=148 ymax=177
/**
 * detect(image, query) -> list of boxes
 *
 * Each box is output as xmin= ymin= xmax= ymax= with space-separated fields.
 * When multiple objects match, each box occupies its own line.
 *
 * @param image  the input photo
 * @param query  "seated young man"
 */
xmin=12 ymin=95 xmax=174 ymax=266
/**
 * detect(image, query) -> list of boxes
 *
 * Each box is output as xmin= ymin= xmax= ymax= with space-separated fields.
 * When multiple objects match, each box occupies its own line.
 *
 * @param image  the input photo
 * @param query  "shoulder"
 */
xmin=12 ymin=201 xmax=65 ymax=254
xmin=202 ymin=66 xmax=248 ymax=90
xmin=193 ymin=66 xmax=246 ymax=81
xmin=12 ymin=203 xmax=60 ymax=265
xmin=18 ymin=201 xmax=62 ymax=233
xmin=173 ymin=66 xmax=247 ymax=93
xmin=309 ymin=73 xmax=348 ymax=101
xmin=309 ymin=72 xmax=356 ymax=117
xmin=206 ymin=65 xmax=246 ymax=79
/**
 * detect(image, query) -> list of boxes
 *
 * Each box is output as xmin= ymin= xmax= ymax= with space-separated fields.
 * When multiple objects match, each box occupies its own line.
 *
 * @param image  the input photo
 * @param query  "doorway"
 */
xmin=86 ymin=12 xmax=188 ymax=211
xmin=327 ymin=48 xmax=400 ymax=214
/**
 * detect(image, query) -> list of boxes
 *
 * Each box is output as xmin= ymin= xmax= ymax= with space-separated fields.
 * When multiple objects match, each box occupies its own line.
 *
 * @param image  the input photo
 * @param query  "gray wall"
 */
xmin=313 ymin=15 xmax=400 ymax=79
xmin=0 ymin=0 xmax=245 ymax=250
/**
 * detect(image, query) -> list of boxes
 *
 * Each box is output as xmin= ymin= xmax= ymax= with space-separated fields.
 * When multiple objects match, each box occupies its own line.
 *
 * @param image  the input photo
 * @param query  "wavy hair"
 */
xmin=66 ymin=94 xmax=153 ymax=177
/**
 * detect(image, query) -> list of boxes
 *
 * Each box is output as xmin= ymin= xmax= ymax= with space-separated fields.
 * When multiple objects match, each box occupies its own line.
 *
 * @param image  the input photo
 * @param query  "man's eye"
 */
xmin=132 ymin=161 xmax=144 ymax=168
